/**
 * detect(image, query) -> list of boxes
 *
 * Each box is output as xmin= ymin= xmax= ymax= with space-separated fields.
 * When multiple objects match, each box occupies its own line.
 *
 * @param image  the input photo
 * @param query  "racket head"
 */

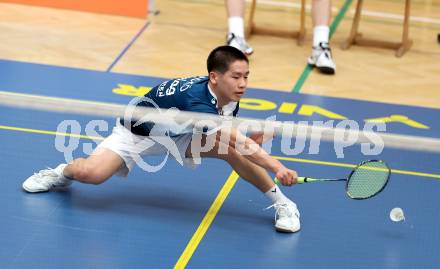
xmin=345 ymin=160 xmax=391 ymax=200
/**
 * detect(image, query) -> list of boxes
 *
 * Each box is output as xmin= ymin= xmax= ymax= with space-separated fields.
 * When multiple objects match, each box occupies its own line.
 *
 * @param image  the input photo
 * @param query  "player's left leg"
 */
xmin=187 ymin=134 xmax=300 ymax=232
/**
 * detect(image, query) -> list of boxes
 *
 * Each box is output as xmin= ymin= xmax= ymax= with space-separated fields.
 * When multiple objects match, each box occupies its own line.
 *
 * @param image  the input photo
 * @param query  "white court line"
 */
xmin=249 ymin=0 xmax=440 ymax=25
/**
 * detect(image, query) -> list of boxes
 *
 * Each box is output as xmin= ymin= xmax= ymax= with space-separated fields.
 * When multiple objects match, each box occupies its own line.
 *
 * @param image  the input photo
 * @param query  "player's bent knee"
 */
xmin=73 ymin=161 xmax=110 ymax=185
xmin=85 ymin=172 xmax=110 ymax=185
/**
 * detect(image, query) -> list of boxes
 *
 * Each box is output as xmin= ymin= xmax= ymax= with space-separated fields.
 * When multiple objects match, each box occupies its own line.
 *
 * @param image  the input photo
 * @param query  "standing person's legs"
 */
xmin=226 ymin=0 xmax=245 ymax=30
xmin=308 ymin=0 xmax=336 ymax=74
xmin=312 ymin=0 xmax=331 ymax=48
xmin=312 ymin=0 xmax=331 ymax=27
xmin=225 ymin=0 xmax=253 ymax=55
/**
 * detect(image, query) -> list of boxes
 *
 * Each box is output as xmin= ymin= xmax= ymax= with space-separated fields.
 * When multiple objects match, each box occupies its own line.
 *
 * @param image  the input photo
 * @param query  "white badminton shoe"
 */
xmin=227 ymin=33 xmax=254 ymax=55
xmin=308 ymin=42 xmax=336 ymax=74
xmin=22 ymin=164 xmax=72 ymax=193
xmin=267 ymin=202 xmax=301 ymax=233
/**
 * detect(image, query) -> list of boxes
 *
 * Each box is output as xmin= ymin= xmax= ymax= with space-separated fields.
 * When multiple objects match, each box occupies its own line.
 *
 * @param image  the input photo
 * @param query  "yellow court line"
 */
xmin=1 ymin=124 xmax=439 ymax=179
xmin=0 ymin=90 xmax=124 ymax=108
xmin=274 ymin=156 xmax=356 ymax=169
xmin=273 ymin=156 xmax=440 ymax=179
xmin=1 ymin=124 xmax=439 ymax=180
xmin=173 ymin=171 xmax=240 ymax=269
xmin=0 ymin=125 xmax=104 ymax=141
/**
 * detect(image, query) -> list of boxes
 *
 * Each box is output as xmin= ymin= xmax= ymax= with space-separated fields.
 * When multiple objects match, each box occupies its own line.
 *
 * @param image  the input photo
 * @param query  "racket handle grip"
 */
xmin=274 ymin=176 xmax=307 ymax=184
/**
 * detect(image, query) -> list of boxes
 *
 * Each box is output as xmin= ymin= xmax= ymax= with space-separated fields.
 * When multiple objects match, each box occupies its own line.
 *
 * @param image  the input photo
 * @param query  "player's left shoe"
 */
xmin=308 ymin=42 xmax=336 ymax=74
xmin=269 ymin=202 xmax=301 ymax=233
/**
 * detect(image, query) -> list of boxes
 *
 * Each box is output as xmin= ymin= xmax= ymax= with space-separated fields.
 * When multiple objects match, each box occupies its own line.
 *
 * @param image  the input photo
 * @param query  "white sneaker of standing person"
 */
xmin=227 ymin=33 xmax=254 ymax=55
xmin=308 ymin=42 xmax=336 ymax=74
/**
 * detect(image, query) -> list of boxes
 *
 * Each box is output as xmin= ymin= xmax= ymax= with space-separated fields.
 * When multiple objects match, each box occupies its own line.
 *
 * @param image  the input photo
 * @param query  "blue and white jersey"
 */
xmin=121 ymin=76 xmax=240 ymax=136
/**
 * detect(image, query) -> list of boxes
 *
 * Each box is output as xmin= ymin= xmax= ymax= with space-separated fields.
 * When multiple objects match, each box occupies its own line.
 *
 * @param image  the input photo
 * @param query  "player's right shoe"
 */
xmin=307 ymin=42 xmax=336 ymax=74
xmin=22 ymin=164 xmax=72 ymax=193
xmin=227 ymin=33 xmax=254 ymax=55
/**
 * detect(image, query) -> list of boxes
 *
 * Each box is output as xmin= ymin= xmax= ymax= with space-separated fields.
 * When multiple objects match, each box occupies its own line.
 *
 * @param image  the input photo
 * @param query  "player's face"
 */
xmin=214 ymin=60 xmax=249 ymax=103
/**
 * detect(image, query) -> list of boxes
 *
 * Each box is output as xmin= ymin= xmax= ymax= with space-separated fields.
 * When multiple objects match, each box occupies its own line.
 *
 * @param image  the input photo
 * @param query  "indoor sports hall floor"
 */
xmin=0 ymin=1 xmax=439 ymax=268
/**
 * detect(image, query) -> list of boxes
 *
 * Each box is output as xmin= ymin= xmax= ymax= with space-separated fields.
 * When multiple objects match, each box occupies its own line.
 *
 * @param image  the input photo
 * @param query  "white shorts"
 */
xmin=97 ymin=120 xmax=197 ymax=177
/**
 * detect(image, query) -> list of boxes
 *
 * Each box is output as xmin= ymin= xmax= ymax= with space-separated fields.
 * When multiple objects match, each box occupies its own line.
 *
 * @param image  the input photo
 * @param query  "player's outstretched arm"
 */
xmin=222 ymin=128 xmax=298 ymax=186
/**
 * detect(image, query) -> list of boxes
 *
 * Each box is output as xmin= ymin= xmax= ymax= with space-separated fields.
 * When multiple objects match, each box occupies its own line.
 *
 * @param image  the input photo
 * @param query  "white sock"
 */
xmin=264 ymin=185 xmax=291 ymax=204
xmin=313 ymin=25 xmax=330 ymax=47
xmin=228 ymin=16 xmax=245 ymax=38
xmin=55 ymin=163 xmax=70 ymax=180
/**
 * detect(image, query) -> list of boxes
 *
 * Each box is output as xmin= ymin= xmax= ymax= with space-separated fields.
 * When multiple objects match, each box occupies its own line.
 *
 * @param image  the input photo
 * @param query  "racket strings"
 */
xmin=346 ymin=161 xmax=390 ymax=199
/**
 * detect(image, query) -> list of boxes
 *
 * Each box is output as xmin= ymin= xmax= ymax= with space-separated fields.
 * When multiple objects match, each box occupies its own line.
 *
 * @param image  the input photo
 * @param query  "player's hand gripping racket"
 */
xmin=275 ymin=160 xmax=391 ymax=199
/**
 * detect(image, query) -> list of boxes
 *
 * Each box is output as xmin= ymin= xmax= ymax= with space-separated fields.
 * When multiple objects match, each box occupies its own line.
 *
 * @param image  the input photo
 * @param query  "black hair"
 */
xmin=207 ymin=46 xmax=249 ymax=74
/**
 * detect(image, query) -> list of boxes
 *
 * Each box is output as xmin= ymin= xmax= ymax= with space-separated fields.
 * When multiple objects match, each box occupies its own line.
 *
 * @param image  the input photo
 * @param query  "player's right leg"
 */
xmin=63 ymin=148 xmax=126 ymax=185
xmin=22 ymin=148 xmax=126 ymax=193
xmin=23 ymin=120 xmax=137 ymax=193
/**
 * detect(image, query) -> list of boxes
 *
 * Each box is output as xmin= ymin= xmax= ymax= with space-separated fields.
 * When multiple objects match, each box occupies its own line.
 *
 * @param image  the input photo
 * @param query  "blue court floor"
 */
xmin=1 ymin=60 xmax=439 ymax=269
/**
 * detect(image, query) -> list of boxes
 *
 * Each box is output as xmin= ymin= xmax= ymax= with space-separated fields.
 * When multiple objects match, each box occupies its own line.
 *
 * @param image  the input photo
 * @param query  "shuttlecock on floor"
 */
xmin=390 ymin=207 xmax=405 ymax=222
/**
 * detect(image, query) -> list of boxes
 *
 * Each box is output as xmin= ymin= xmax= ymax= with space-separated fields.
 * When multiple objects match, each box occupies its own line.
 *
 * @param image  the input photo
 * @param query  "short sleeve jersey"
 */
xmin=120 ymin=76 xmax=240 ymax=136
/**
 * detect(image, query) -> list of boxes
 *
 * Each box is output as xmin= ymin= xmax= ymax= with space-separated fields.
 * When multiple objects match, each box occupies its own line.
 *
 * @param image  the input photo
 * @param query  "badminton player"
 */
xmin=22 ymin=46 xmax=301 ymax=233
